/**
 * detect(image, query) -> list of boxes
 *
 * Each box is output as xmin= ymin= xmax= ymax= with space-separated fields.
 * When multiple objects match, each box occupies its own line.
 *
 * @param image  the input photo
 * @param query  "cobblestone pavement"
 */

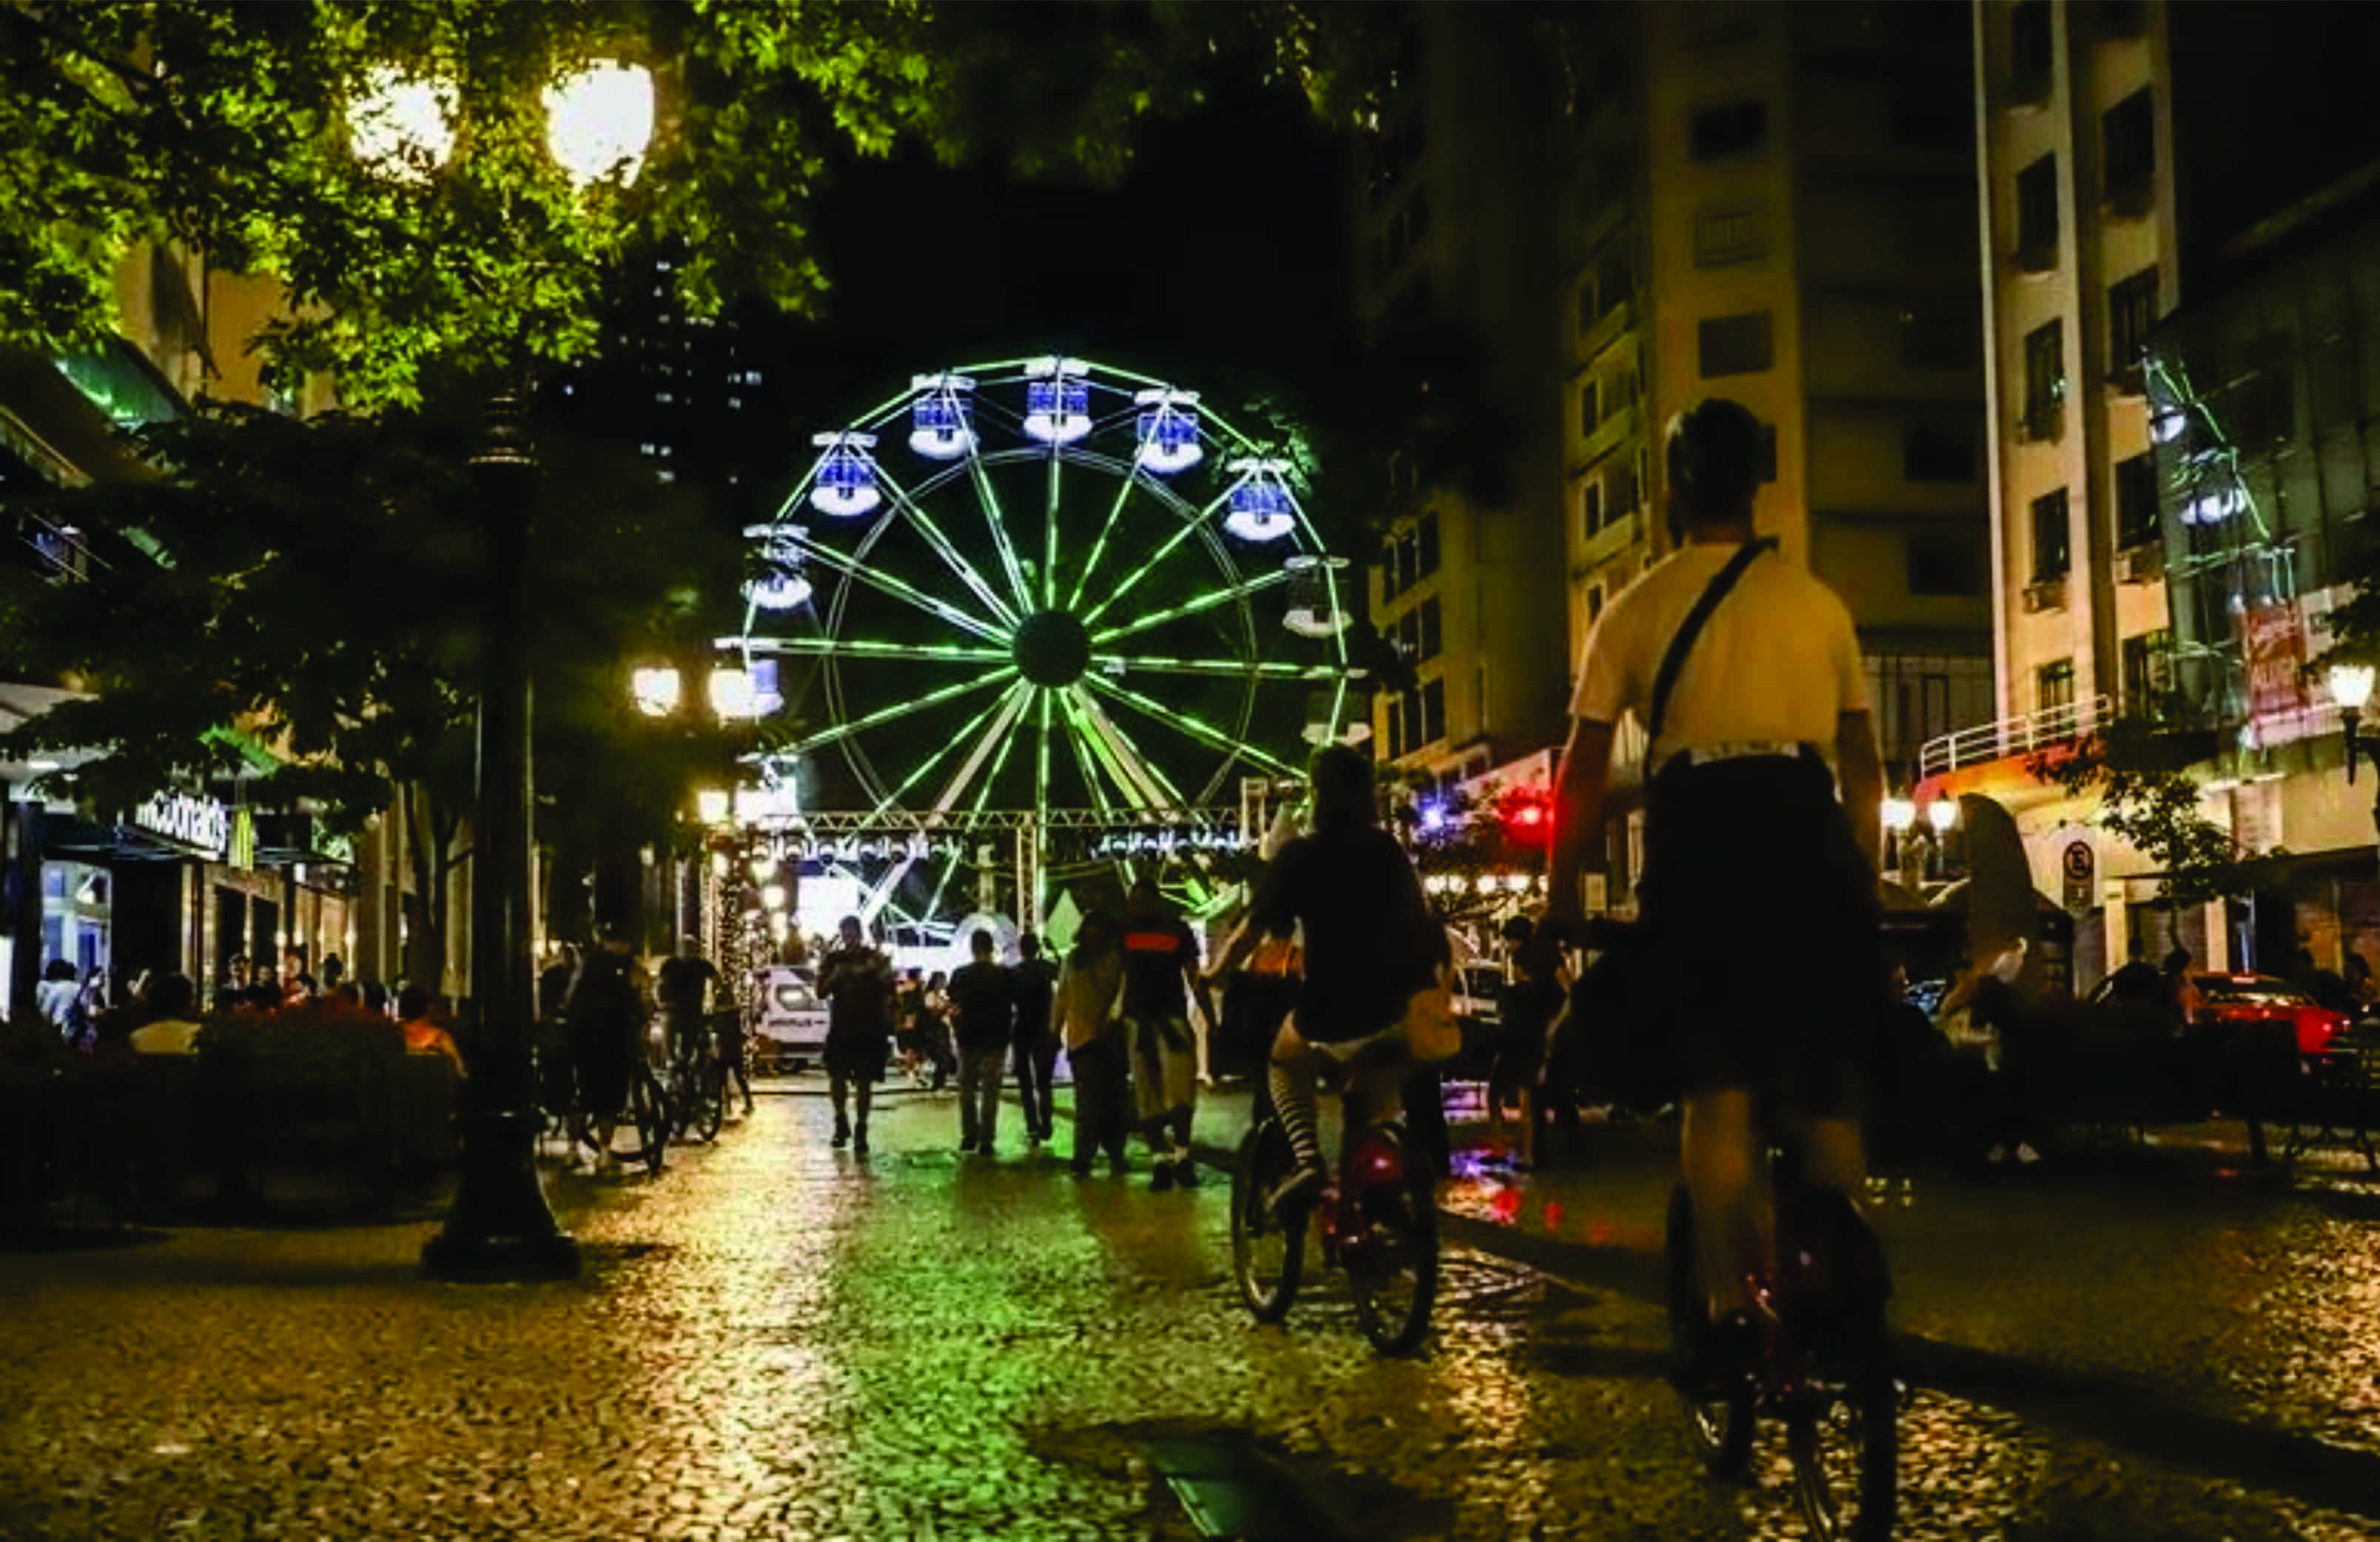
xmin=2 ymin=1082 xmax=2378 ymax=1540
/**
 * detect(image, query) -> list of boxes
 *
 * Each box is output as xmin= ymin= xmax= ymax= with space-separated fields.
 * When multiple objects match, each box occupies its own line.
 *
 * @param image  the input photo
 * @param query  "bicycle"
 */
xmin=1666 ymin=1137 xmax=1897 ymax=1542
xmin=663 ymin=1017 xmax=728 ymax=1146
xmin=1229 ymin=1072 xmax=1438 ymax=1355
xmin=534 ymin=1033 xmax=673 ymax=1177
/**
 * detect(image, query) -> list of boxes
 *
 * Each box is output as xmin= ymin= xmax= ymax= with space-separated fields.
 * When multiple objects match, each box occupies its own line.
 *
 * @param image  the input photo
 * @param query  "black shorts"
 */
xmin=573 ymin=1034 xmax=633 ymax=1120
xmin=1638 ymin=751 xmax=1886 ymax=1119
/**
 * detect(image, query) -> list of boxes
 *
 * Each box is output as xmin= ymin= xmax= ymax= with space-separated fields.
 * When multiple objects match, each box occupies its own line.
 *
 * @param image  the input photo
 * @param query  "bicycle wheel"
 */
xmin=1229 ymin=1119 xmax=1305 ymax=1323
xmin=1786 ymin=1350 xmax=1897 ymax=1542
xmin=626 ymin=1065 xmax=672 ymax=1176
xmin=688 ymin=1057 xmax=726 ymax=1144
xmin=1345 ymin=1122 xmax=1437 ymax=1355
xmin=1666 ymin=1183 xmax=1755 ymax=1478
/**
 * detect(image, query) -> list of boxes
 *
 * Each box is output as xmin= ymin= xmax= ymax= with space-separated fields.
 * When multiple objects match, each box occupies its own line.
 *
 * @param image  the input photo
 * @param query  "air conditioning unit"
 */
xmin=2021 ymin=577 xmax=2068 ymax=614
xmin=2114 ymin=544 xmax=2162 ymax=585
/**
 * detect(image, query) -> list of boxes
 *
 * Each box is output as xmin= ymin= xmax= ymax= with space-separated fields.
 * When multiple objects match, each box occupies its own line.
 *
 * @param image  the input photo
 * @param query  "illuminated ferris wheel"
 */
xmin=733 ymin=355 xmax=1363 ymax=925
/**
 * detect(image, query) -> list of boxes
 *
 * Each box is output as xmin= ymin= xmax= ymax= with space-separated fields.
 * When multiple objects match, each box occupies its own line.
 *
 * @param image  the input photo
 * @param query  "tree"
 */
xmin=0 ymin=396 xmax=746 ymax=988
xmin=1 ymin=0 xmax=1413 ymax=407
xmin=2031 ymin=712 xmax=2287 ymax=948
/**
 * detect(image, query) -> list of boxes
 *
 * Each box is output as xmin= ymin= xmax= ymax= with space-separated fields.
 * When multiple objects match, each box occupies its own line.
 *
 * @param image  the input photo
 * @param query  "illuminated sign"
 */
xmin=133 ymin=791 xmax=229 ymax=859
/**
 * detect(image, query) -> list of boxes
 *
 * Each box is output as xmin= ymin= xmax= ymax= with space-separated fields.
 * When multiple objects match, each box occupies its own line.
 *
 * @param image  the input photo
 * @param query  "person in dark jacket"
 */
xmin=1008 ymin=931 xmax=1062 ymax=1146
xmin=946 ymin=930 xmax=1015 ymax=1156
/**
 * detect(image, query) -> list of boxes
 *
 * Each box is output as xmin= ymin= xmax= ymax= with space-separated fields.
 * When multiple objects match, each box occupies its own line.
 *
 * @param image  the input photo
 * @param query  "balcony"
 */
xmin=1575 ymin=298 xmax=1636 ymax=365
xmin=2021 ymin=575 xmax=2068 ymax=614
xmin=2013 ymin=238 xmax=2058 ymax=275
xmin=2018 ymin=401 xmax=2065 ymax=444
xmin=1919 ymin=694 xmax=2113 ymax=780
xmin=1577 ymin=401 xmax=1641 ymax=469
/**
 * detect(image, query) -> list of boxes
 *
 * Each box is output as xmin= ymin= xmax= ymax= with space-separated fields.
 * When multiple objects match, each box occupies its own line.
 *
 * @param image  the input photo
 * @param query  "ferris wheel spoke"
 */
xmin=1034 ymin=688 xmax=1054 ymax=893
xmin=1058 ymin=691 xmax=1119 ymax=817
xmin=864 ymin=680 xmax=1033 ymax=912
xmin=786 ymin=532 xmax=1009 ymax=645
xmin=1042 ymin=457 xmax=1062 ymax=611
xmin=1087 ymin=654 xmax=1317 ymax=680
xmin=1063 ymin=471 xmax=1144 ymax=613
xmin=782 ymin=665 xmax=1018 ymax=756
xmin=1081 ymin=674 xmax=1300 ymax=779
xmin=920 ymin=695 xmax=1032 ymax=921
xmin=1077 ymin=487 xmax=1233 ymax=629
xmin=1069 ymin=685 xmax=1179 ymax=808
xmin=1089 ymin=567 xmax=1292 ymax=650
xmin=736 ymin=634 xmax=1012 ymax=664
xmin=964 ymin=455 xmax=1035 ymax=616
xmin=864 ymin=680 xmax=1031 ymax=818
xmin=872 ymin=465 xmax=1021 ymax=630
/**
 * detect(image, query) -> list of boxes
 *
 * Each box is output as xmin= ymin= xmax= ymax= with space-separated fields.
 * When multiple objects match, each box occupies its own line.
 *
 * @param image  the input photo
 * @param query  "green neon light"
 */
xmin=1060 ymin=694 xmax=1117 ymax=816
xmin=922 ymin=691 xmax=1029 ymax=919
xmin=1086 ymin=654 xmax=1311 ymax=679
xmin=1074 ymin=686 xmax=1174 ymax=808
xmin=1083 ymin=674 xmax=1298 ymax=777
xmin=1064 ymin=469 xmax=1143 ymax=612
xmin=786 ymin=666 xmax=1018 ymax=755
xmin=1034 ymin=688 xmax=1054 ymax=920
xmin=1090 ymin=568 xmax=1292 ymax=649
xmin=867 ymin=685 xmax=1023 ymax=818
xmin=1078 ymin=486 xmax=1234 ymax=628
xmin=964 ymin=455 xmax=1035 ymax=615
xmin=742 ymin=636 xmax=1010 ymax=663
xmin=789 ymin=532 xmax=1009 ymax=645
xmin=873 ymin=467 xmax=1021 ymax=628
xmin=1043 ymin=455 xmax=1062 ymax=611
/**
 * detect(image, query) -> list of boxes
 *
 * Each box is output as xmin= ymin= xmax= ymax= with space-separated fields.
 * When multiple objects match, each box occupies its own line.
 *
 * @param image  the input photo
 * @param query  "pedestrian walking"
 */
xmin=922 ymin=970 xmax=958 ymax=1089
xmin=1009 ymin=931 xmax=1062 ymax=1146
xmin=565 ymin=931 xmax=645 ymax=1176
xmin=1058 ymin=914 xmax=1130 ymax=1177
xmin=1120 ymin=878 xmax=1217 ymax=1190
xmin=818 ymin=916 xmax=895 ymax=1154
xmin=947 ymin=931 xmax=1014 ymax=1155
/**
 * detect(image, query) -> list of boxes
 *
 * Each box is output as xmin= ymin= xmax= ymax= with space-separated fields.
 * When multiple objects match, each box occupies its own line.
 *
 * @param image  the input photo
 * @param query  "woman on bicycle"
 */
xmin=1209 ymin=743 xmax=1449 ymax=1213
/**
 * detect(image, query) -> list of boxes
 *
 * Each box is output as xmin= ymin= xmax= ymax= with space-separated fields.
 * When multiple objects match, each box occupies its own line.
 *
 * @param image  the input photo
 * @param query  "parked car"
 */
xmin=2189 ymin=973 xmax=2353 ymax=1058
xmin=751 ymin=965 xmax=831 ymax=1073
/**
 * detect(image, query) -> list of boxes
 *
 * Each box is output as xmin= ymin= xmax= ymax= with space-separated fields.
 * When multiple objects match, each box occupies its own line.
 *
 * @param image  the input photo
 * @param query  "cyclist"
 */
xmin=1544 ymin=397 xmax=1888 ymax=1384
xmin=1209 ymin=743 xmax=1449 ymax=1213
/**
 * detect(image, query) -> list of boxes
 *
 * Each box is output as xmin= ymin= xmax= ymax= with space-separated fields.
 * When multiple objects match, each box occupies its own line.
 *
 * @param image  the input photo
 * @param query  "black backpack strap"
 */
xmin=1647 ymin=537 xmax=1778 ymax=743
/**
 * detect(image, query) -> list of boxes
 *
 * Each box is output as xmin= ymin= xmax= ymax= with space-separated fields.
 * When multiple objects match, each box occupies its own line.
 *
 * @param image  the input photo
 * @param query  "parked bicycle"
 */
xmin=1667 ymin=1131 xmax=1898 ymax=1542
xmin=1229 ymin=1073 xmax=1437 ymax=1355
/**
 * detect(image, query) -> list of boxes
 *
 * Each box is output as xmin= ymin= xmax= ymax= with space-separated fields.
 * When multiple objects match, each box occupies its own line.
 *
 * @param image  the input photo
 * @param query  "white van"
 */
xmin=752 ymin=965 xmax=832 ymax=1073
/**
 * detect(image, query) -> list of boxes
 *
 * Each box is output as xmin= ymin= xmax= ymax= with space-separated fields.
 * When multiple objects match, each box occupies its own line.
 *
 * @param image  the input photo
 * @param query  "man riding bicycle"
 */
xmin=1544 ymin=397 xmax=1889 ymax=1385
xmin=1211 ymin=743 xmax=1450 ymax=1214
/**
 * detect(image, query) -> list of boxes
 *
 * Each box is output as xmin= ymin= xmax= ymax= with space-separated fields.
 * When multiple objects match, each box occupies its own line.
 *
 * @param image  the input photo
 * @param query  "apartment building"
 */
xmin=1354 ymin=9 xmax=1570 ymax=795
xmin=1943 ymin=0 xmax=2380 ymax=983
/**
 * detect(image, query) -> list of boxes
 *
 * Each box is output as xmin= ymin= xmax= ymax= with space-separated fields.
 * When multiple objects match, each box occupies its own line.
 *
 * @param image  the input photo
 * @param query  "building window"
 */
xmin=1419 ymin=677 xmax=1447 ymax=747
xmin=1888 ymin=95 xmax=1966 ymax=150
xmin=1580 ymin=380 xmax=1601 ymax=436
xmin=2114 ymin=451 xmax=2159 ymax=547
xmin=1900 ymin=301 xmax=1977 ymax=370
xmin=1594 ymin=245 xmax=1634 ymax=319
xmin=1396 ymin=597 xmax=1444 ymax=664
xmin=2023 ymin=319 xmax=2066 ymax=440
xmin=1903 ymin=421 xmax=1978 ymax=483
xmin=1689 ymin=98 xmax=1768 ymax=161
xmin=1581 ymin=481 xmax=1604 ymax=538
xmin=1418 ymin=510 xmax=1440 ymax=577
xmin=1698 ymin=310 xmax=1775 ymax=378
xmin=2015 ymin=154 xmax=2059 ymax=269
xmin=2036 ymin=657 xmax=2077 ymax=716
xmin=2096 ymin=0 xmax=2148 ymax=39
xmin=1907 ymin=532 xmax=1984 ymax=596
xmin=2030 ymin=488 xmax=2071 ymax=580
xmin=2009 ymin=1 xmax=2053 ymax=106
xmin=1587 ymin=584 xmax=1604 ymax=624
xmin=2108 ymin=267 xmax=2159 ymax=393
xmin=2102 ymin=88 xmax=2155 ymax=209
xmin=2121 ymin=630 xmax=2173 ymax=715
xmin=1576 ymin=281 xmax=1596 ymax=333
xmin=1693 ymin=202 xmax=1767 ymax=267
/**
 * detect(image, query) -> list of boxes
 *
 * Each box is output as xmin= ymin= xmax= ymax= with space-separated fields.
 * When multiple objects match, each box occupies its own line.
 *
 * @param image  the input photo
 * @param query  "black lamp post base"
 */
xmin=420 ymin=1107 xmax=581 ymax=1282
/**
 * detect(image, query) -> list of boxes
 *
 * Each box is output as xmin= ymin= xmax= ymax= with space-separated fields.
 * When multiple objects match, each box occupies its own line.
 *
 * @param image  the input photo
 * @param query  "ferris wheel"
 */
xmin=733 ymin=355 xmax=1363 ymax=928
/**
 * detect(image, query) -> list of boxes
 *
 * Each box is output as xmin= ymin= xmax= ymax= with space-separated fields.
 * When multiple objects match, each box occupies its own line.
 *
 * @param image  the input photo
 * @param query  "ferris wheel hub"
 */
xmin=1012 ymin=608 xmax=1092 ymax=688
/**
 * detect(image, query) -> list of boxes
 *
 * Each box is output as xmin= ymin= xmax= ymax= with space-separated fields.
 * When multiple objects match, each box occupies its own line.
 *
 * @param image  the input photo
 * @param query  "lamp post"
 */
xmin=1881 ymin=797 xmax=1917 ymax=887
xmin=2328 ymin=663 xmax=2377 ymax=846
xmin=354 ymin=63 xmax=656 ymax=1281
xmin=1924 ymin=796 xmax=1960 ymax=882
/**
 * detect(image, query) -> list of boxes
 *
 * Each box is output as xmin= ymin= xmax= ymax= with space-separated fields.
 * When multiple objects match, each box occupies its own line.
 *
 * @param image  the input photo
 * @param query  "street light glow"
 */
xmin=543 ymin=62 xmax=654 ymax=189
xmin=631 ymin=666 xmax=681 ymax=717
xmin=1926 ymin=799 xmax=1960 ymax=834
xmin=708 ymin=666 xmax=761 ymax=719
xmin=2328 ymin=663 xmax=2376 ymax=713
xmin=761 ymin=882 xmax=788 ymax=912
xmin=350 ymin=69 xmax=454 ymax=178
xmin=694 ymin=788 xmax=730 ymax=824
xmin=1881 ymin=797 xmax=1917 ymax=834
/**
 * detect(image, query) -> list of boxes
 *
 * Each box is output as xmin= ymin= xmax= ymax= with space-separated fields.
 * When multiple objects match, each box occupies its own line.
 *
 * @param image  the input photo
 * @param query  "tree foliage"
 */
xmin=0 ymin=398 xmax=747 ymax=982
xmin=2031 ymin=712 xmax=2288 ymax=928
xmin=1 ymin=0 xmax=1413 ymax=407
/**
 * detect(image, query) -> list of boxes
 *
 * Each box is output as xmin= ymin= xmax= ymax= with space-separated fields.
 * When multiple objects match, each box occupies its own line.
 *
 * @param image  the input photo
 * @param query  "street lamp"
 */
xmin=1881 ymin=797 xmax=1917 ymax=885
xmin=354 ymin=61 xmax=656 ymax=1284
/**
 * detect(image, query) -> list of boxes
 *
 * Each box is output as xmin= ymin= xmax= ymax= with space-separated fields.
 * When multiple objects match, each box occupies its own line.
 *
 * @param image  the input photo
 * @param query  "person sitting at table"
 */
xmin=129 ymin=973 xmax=205 ymax=1056
xmin=397 ymin=984 xmax=467 ymax=1078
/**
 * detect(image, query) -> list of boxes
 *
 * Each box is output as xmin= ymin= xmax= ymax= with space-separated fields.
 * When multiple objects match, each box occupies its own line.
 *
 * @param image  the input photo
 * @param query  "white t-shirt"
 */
xmin=1570 ymin=541 xmax=1869 ymax=768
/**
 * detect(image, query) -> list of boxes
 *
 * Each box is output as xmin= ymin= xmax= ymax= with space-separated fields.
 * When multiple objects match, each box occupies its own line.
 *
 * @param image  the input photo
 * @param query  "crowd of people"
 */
xmin=813 ymin=876 xmax=1220 ymax=1185
xmin=22 ymin=944 xmax=466 ymax=1073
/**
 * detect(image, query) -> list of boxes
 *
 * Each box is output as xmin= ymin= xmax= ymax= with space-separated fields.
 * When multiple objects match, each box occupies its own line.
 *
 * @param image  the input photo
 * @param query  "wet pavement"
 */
xmin=1 ymin=1079 xmax=2377 ymax=1540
